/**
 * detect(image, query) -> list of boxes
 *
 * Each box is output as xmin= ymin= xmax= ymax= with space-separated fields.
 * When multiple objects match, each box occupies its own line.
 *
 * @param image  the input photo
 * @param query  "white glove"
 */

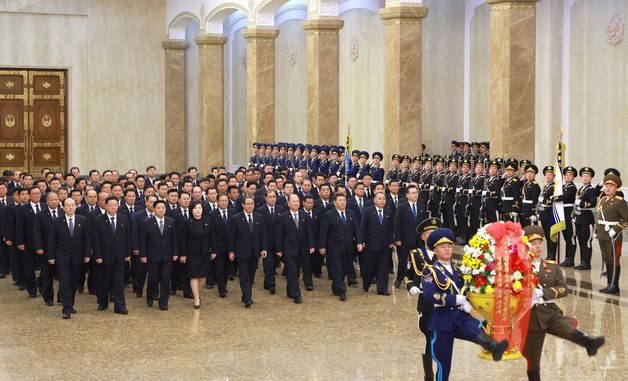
xmin=575 ymin=199 xmax=581 ymax=206
xmin=533 ymin=288 xmax=544 ymax=300
xmin=609 ymin=229 xmax=617 ymax=238
xmin=468 ymin=189 xmax=473 ymax=195
xmin=455 ymin=295 xmax=467 ymax=305
xmin=410 ymin=287 xmax=420 ymax=296
xmin=538 ymin=196 xmax=544 ymax=203
xmin=482 ymin=191 xmax=487 ymax=196
xmin=461 ymin=301 xmax=473 ymax=313
xmin=530 ymin=215 xmax=538 ymax=222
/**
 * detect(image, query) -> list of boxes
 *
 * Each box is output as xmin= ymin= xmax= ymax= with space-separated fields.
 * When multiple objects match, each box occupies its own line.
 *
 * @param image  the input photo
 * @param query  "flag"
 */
xmin=550 ymin=129 xmax=566 ymax=242
xmin=345 ymin=124 xmax=352 ymax=176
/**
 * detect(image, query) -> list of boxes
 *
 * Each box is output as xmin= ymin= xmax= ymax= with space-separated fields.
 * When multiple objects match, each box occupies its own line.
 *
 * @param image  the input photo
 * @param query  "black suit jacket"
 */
xmin=181 ymin=217 xmax=214 ymax=256
xmin=92 ymin=213 xmax=132 ymax=264
xmin=257 ymin=204 xmax=286 ymax=252
xmin=319 ymin=209 xmax=359 ymax=254
xmin=393 ymin=201 xmax=428 ymax=247
xmin=209 ymin=208 xmax=235 ymax=254
xmin=275 ymin=209 xmax=314 ymax=257
xmin=359 ymin=206 xmax=394 ymax=251
xmin=16 ymin=203 xmax=45 ymax=248
xmin=302 ymin=208 xmax=322 ymax=248
xmin=119 ymin=203 xmax=144 ymax=216
xmin=228 ymin=211 xmax=267 ymax=259
xmin=314 ymin=198 xmax=333 ymax=215
xmin=33 ymin=207 xmax=61 ymax=253
xmin=1 ymin=203 xmax=19 ymax=242
xmin=139 ymin=216 xmax=178 ymax=263
xmin=346 ymin=197 xmax=373 ymax=224
xmin=47 ymin=214 xmax=90 ymax=264
xmin=131 ymin=208 xmax=152 ymax=251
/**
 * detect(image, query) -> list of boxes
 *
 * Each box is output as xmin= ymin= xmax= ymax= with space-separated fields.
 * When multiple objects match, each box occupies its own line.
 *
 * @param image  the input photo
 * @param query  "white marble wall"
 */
xmin=469 ymin=2 xmax=490 ymax=144
xmin=422 ymin=0 xmax=465 ymax=155
xmin=0 ymin=0 xmax=167 ymax=172
xmin=185 ymin=22 xmax=200 ymax=168
xmin=339 ymin=8 xmax=385 ymax=154
xmin=275 ymin=19 xmax=308 ymax=144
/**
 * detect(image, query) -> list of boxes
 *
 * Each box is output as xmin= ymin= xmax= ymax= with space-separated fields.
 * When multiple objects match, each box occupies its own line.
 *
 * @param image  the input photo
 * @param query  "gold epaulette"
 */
xmin=545 ymin=260 xmax=557 ymax=264
xmin=425 ymin=265 xmax=452 ymax=291
xmin=617 ymin=196 xmax=624 ymax=200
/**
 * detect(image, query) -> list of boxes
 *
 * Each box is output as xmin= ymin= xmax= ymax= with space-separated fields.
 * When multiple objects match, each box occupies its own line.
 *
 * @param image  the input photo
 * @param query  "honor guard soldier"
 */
xmin=418 ymin=156 xmax=433 ymax=210
xmin=501 ymin=160 xmax=522 ymax=222
xmin=573 ymin=167 xmax=597 ymax=270
xmin=370 ymin=152 xmax=385 ymax=183
xmin=421 ymin=228 xmax=508 ymax=381
xmin=450 ymin=141 xmax=461 ymax=166
xmin=467 ymin=161 xmax=485 ymax=237
xmin=484 ymin=160 xmax=503 ymax=223
xmin=329 ymin=147 xmax=342 ymax=177
xmin=386 ymin=154 xmax=401 ymax=184
xmin=521 ymin=164 xmax=541 ymax=228
xmin=537 ymin=166 xmax=557 ymax=260
xmin=555 ymin=166 xmax=578 ymax=267
xmin=410 ymin=156 xmax=422 ymax=184
xmin=522 ymin=225 xmax=605 ymax=381
xmin=431 ymin=158 xmax=447 ymax=218
xmin=519 ymin=159 xmax=532 ymax=181
xmin=398 ymin=155 xmax=412 ymax=189
xmin=249 ymin=143 xmax=260 ymax=167
xmin=595 ymin=173 xmax=628 ymax=294
xmin=442 ymin=160 xmax=458 ymax=232
xmin=455 ymin=159 xmax=472 ymax=243
xmin=317 ymin=146 xmax=330 ymax=177
xmin=479 ymin=142 xmax=490 ymax=165
xmin=404 ymin=218 xmax=442 ymax=381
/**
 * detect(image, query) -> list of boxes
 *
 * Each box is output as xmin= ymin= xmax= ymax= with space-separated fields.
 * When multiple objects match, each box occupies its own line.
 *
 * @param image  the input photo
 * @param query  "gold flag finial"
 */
xmin=558 ymin=127 xmax=563 ymax=141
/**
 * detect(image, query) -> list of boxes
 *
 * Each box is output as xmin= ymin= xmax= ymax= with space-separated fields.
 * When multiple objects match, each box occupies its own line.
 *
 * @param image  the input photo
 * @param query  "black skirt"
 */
xmin=186 ymin=254 xmax=209 ymax=279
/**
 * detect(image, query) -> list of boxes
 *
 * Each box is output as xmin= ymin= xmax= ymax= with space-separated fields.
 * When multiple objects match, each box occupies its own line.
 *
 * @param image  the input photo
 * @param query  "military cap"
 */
xmin=435 ymin=157 xmax=445 ymax=165
xmin=413 ymin=156 xmax=422 ymax=164
xmin=252 ymin=142 xmax=259 ymax=148
xmin=525 ymin=164 xmax=539 ymax=174
xmin=604 ymin=174 xmax=622 ymax=188
xmin=489 ymin=160 xmax=501 ymax=169
xmin=496 ymin=158 xmax=504 ymax=164
xmin=296 ymin=143 xmax=304 ymax=151
xmin=423 ymin=156 xmax=433 ymax=164
xmin=330 ymin=147 xmax=338 ymax=155
xmin=579 ymin=167 xmax=594 ymax=177
xmin=506 ymin=158 xmax=519 ymax=167
xmin=563 ymin=166 xmax=577 ymax=176
xmin=447 ymin=159 xmax=458 ymax=167
xmin=372 ymin=151 xmax=383 ymax=160
xmin=304 ymin=144 xmax=311 ymax=151
xmin=524 ymin=225 xmax=545 ymax=242
xmin=480 ymin=142 xmax=489 ymax=149
xmin=401 ymin=155 xmax=411 ymax=162
xmin=311 ymin=145 xmax=319 ymax=153
xmin=471 ymin=142 xmax=479 ymax=148
xmin=417 ymin=217 xmax=442 ymax=234
xmin=604 ymin=168 xmax=621 ymax=177
xmin=451 ymin=141 xmax=459 ymax=147
xmin=504 ymin=160 xmax=518 ymax=171
xmin=461 ymin=159 xmax=471 ymax=167
xmin=279 ymin=144 xmax=286 ymax=151
xmin=443 ymin=155 xmax=452 ymax=161
xmin=542 ymin=165 xmax=554 ymax=175
xmin=426 ymin=228 xmax=455 ymax=251
xmin=392 ymin=154 xmax=401 ymax=161
xmin=519 ymin=159 xmax=531 ymax=168
xmin=351 ymin=150 xmax=360 ymax=157
xmin=360 ymin=151 xmax=369 ymax=159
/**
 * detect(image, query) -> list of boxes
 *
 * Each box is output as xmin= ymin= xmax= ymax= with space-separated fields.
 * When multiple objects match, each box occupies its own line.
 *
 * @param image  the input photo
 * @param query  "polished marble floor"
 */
xmin=0 ymin=242 xmax=627 ymax=380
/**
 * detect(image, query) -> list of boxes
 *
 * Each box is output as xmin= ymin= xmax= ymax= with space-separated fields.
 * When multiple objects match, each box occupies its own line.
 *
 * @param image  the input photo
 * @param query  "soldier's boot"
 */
xmin=599 ymin=262 xmax=614 ymax=293
xmin=604 ymin=265 xmax=621 ymax=294
xmin=422 ymin=354 xmax=434 ymax=381
xmin=526 ymin=368 xmax=541 ymax=381
xmin=476 ymin=332 xmax=508 ymax=361
xmin=570 ymin=329 xmax=605 ymax=356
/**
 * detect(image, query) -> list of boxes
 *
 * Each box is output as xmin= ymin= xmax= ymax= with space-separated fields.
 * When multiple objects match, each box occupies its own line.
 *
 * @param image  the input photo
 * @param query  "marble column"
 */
xmin=162 ymin=39 xmax=188 ymax=172
xmin=243 ymin=28 xmax=279 ymax=147
xmin=488 ymin=0 xmax=537 ymax=160
xmin=379 ymin=6 xmax=428 ymax=162
xmin=196 ymin=33 xmax=227 ymax=174
xmin=302 ymin=19 xmax=344 ymax=146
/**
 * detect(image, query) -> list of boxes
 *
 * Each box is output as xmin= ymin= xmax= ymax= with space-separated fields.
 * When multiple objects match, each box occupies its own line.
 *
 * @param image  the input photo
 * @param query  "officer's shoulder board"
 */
xmin=617 ymin=196 xmax=624 ymax=201
xmin=545 ymin=259 xmax=558 ymax=265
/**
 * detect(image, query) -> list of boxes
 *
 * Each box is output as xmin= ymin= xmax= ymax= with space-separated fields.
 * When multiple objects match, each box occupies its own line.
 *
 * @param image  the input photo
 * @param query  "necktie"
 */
xmin=68 ymin=217 xmax=74 ymax=237
xmin=52 ymin=210 xmax=57 ymax=219
xmin=111 ymin=217 xmax=116 ymax=234
xmin=0 ymin=199 xmax=5 ymax=207
xmin=270 ymin=207 xmax=274 ymax=216
xmin=138 ymin=191 xmax=143 ymax=198
xmin=223 ymin=211 xmax=228 ymax=224
xmin=378 ymin=209 xmax=383 ymax=225
xmin=394 ymin=197 xmax=398 ymax=207
xmin=148 ymin=213 xmax=153 ymax=219
xmin=183 ymin=210 xmax=188 ymax=219
xmin=323 ymin=201 xmax=327 ymax=209
xmin=159 ymin=219 xmax=164 ymax=234
xmin=358 ymin=198 xmax=363 ymax=212
xmin=35 ymin=204 xmax=40 ymax=213
xmin=248 ymin=214 xmax=253 ymax=232
xmin=130 ymin=206 xmax=134 ymax=214
xmin=213 ymin=203 xmax=217 ymax=211
xmin=293 ymin=213 xmax=299 ymax=228
xmin=366 ymin=189 xmax=371 ymax=199
xmin=341 ymin=211 xmax=347 ymax=224
xmin=308 ymin=211 xmax=312 ymax=219
xmin=412 ymin=203 xmax=417 ymax=220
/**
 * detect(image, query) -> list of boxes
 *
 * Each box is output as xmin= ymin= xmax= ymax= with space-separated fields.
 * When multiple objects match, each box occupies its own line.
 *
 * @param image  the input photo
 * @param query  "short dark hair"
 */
xmin=105 ymin=196 xmax=118 ymax=205
xmin=153 ymin=200 xmax=167 ymax=208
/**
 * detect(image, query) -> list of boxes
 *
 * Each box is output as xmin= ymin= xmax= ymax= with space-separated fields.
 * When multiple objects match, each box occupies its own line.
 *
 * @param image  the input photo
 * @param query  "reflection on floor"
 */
xmin=0 ymin=242 xmax=626 ymax=380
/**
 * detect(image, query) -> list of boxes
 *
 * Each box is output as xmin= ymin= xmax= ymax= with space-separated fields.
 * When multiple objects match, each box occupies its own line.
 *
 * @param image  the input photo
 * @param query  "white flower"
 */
xmin=512 ymin=271 xmax=523 ymax=281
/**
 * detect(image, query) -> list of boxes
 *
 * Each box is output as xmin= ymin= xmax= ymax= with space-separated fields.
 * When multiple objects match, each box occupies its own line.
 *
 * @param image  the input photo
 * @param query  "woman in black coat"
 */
xmin=180 ymin=201 xmax=214 ymax=308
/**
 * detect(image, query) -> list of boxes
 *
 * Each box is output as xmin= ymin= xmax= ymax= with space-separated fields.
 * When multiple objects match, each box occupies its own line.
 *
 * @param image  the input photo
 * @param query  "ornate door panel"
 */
xmin=29 ymin=71 xmax=65 ymax=173
xmin=0 ymin=70 xmax=28 ymax=170
xmin=0 ymin=69 xmax=66 ymax=173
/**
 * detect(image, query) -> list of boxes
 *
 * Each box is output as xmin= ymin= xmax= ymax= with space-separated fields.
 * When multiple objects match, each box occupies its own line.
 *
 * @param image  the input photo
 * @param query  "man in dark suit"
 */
xmin=314 ymin=183 xmax=333 ymax=214
xmin=15 ymin=186 xmax=45 ymax=298
xmin=92 ymin=197 xmax=132 ymax=314
xmin=358 ymin=192 xmax=394 ymax=295
xmin=47 ymin=198 xmax=91 ymax=319
xmin=276 ymin=194 xmax=315 ymax=303
xmin=3 ymin=187 xmax=24 ymax=287
xmin=302 ymin=195 xmax=323 ymax=278
xmin=118 ymin=188 xmax=143 ymax=286
xmin=131 ymin=194 xmax=157 ymax=297
xmin=393 ymin=184 xmax=428 ymax=288
xmin=166 ymin=191 xmax=193 ymax=298
xmin=257 ymin=190 xmax=286 ymax=294
xmin=33 ymin=191 xmax=61 ymax=306
xmin=346 ymin=182 xmax=372 ymax=225
xmin=209 ymin=194 xmax=234 ymax=298
xmin=0 ymin=182 xmax=13 ymax=278
xmin=319 ymin=193 xmax=362 ymax=301
xmin=228 ymin=196 xmax=267 ymax=308
xmin=139 ymin=200 xmax=178 ymax=310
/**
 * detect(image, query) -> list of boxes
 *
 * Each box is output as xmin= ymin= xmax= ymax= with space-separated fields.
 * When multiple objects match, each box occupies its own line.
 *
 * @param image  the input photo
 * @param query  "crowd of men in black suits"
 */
xmin=0 ymin=139 xmax=619 ymax=318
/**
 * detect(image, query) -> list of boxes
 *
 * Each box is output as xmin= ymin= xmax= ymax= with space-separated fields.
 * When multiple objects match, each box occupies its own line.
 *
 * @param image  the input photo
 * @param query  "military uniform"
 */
xmin=484 ymin=161 xmax=503 ymax=223
xmin=595 ymin=174 xmax=628 ymax=294
xmin=500 ymin=163 xmax=522 ymax=222
xmin=467 ymin=170 xmax=485 ymax=237
xmin=418 ymin=158 xmax=433 ymax=210
xmin=386 ymin=154 xmax=402 ymax=184
xmin=573 ymin=167 xmax=598 ymax=270
xmin=442 ymin=166 xmax=458 ymax=232
xmin=429 ymin=163 xmax=446 ymax=218
xmin=521 ymin=164 xmax=541 ymax=228
xmin=556 ymin=166 xmax=578 ymax=267
xmin=537 ymin=166 xmax=557 ymax=260
xmin=522 ymin=225 xmax=605 ymax=381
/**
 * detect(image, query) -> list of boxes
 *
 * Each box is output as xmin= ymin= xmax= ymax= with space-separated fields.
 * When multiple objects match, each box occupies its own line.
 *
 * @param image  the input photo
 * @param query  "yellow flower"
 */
xmin=512 ymin=280 xmax=522 ymax=292
xmin=463 ymin=275 xmax=472 ymax=282
xmin=484 ymin=285 xmax=494 ymax=295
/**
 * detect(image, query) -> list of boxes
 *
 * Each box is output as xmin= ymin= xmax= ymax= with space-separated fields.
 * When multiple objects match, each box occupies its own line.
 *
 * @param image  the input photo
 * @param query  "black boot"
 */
xmin=570 ymin=329 xmax=605 ymax=356
xmin=599 ymin=262 xmax=613 ymax=293
xmin=476 ymin=332 xmax=509 ymax=361
xmin=527 ymin=368 xmax=541 ymax=381
xmin=604 ymin=265 xmax=620 ymax=294
xmin=422 ymin=354 xmax=434 ymax=381
xmin=559 ymin=258 xmax=574 ymax=267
